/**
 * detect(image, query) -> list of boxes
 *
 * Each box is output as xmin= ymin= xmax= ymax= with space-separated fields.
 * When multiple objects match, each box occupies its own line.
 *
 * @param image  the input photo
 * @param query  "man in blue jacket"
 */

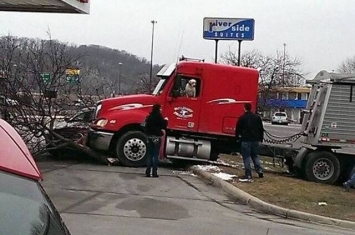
xmin=235 ymin=103 xmax=264 ymax=182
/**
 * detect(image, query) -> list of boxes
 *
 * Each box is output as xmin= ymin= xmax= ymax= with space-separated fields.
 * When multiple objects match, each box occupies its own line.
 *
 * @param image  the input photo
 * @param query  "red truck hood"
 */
xmin=98 ymin=94 xmax=159 ymax=117
xmin=0 ymin=119 xmax=42 ymax=181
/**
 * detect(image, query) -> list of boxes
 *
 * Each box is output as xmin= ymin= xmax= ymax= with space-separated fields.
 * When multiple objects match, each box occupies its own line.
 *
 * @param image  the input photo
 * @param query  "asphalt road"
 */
xmin=263 ymin=122 xmax=302 ymax=136
xmin=263 ymin=122 xmax=304 ymax=149
xmin=38 ymin=161 xmax=354 ymax=235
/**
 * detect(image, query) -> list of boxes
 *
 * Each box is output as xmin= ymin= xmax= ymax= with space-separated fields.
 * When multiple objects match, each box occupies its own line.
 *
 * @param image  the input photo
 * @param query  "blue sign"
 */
xmin=203 ymin=18 xmax=255 ymax=41
xmin=261 ymin=99 xmax=308 ymax=109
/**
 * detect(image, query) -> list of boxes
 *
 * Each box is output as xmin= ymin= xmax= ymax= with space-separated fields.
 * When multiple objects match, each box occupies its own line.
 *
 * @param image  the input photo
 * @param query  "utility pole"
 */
xmin=149 ymin=20 xmax=157 ymax=94
xmin=282 ymin=43 xmax=286 ymax=86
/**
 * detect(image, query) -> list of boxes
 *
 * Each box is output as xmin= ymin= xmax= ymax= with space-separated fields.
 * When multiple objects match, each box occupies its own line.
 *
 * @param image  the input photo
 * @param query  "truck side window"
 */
xmin=170 ymin=75 xmax=200 ymax=98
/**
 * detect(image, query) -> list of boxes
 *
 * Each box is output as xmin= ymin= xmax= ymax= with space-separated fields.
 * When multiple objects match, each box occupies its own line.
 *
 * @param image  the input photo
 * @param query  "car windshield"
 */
xmin=70 ymin=112 xmax=85 ymax=122
xmin=69 ymin=109 xmax=94 ymax=122
xmin=0 ymin=171 xmax=69 ymax=235
xmin=275 ymin=113 xmax=287 ymax=117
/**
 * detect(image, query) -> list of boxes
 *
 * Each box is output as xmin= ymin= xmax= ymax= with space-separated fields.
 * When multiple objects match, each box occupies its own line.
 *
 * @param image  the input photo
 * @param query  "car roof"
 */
xmin=0 ymin=119 xmax=42 ymax=181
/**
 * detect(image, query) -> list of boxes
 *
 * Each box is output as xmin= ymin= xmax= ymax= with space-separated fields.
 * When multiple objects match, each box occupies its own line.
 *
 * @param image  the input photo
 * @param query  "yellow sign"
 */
xmin=65 ymin=68 xmax=80 ymax=76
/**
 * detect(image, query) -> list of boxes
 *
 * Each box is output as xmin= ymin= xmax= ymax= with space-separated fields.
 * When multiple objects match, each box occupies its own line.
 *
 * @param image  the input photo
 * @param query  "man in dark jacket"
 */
xmin=235 ymin=103 xmax=264 ymax=182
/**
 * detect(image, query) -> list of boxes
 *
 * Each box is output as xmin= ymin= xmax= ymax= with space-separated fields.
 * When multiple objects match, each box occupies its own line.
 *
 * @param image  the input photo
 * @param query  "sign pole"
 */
xmin=237 ymin=40 xmax=242 ymax=66
xmin=214 ymin=39 xmax=219 ymax=63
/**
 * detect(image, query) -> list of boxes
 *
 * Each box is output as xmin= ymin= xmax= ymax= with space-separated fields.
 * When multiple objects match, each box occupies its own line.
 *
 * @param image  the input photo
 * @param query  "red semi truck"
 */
xmin=87 ymin=60 xmax=259 ymax=166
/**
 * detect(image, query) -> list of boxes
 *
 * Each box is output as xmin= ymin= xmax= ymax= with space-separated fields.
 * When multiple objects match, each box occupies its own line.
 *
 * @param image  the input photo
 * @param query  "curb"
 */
xmin=191 ymin=166 xmax=355 ymax=230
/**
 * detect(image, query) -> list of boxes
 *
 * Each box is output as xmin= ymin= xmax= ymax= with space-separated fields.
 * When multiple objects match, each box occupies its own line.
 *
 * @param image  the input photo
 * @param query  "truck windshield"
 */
xmin=152 ymin=63 xmax=176 ymax=95
xmin=152 ymin=78 xmax=168 ymax=95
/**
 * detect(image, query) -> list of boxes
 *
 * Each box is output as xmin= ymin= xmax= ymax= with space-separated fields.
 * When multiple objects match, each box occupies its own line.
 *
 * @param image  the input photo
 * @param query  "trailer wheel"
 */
xmin=304 ymin=151 xmax=340 ymax=184
xmin=116 ymin=131 xmax=148 ymax=167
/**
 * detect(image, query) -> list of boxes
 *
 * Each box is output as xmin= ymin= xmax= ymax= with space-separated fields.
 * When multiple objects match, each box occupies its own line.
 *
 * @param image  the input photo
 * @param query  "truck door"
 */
xmin=163 ymin=74 xmax=202 ymax=132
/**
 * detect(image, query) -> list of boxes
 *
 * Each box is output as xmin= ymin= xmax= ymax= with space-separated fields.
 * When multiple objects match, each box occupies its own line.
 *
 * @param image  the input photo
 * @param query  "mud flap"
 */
xmin=294 ymin=147 xmax=311 ymax=169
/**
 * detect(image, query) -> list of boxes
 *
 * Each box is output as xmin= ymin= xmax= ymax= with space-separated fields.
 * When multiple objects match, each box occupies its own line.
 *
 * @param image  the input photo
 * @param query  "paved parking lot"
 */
xmin=38 ymin=161 xmax=354 ymax=235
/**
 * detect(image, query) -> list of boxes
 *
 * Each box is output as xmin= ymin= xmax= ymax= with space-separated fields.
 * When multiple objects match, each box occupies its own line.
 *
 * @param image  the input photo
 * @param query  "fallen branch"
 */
xmin=44 ymin=126 xmax=111 ymax=164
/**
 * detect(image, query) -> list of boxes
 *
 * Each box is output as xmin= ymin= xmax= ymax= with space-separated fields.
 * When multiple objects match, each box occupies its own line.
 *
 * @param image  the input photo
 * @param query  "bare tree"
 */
xmin=338 ymin=56 xmax=355 ymax=73
xmin=221 ymin=48 xmax=305 ymax=111
xmin=132 ymin=74 xmax=160 ymax=94
xmin=0 ymin=35 xmax=106 ymax=162
xmin=0 ymin=33 xmax=167 ymax=164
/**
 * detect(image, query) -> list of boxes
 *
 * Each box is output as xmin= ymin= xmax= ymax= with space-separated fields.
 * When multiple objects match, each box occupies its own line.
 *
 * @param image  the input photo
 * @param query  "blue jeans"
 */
xmin=146 ymin=138 xmax=160 ymax=176
xmin=241 ymin=141 xmax=263 ymax=178
xmin=346 ymin=172 xmax=355 ymax=187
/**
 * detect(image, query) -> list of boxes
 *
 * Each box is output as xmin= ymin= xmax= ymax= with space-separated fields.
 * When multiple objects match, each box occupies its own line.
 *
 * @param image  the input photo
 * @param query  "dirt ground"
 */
xmin=213 ymin=154 xmax=355 ymax=222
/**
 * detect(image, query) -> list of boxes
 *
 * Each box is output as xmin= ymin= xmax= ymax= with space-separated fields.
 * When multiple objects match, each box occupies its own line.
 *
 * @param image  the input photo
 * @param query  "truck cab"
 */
xmin=87 ymin=60 xmax=259 ymax=166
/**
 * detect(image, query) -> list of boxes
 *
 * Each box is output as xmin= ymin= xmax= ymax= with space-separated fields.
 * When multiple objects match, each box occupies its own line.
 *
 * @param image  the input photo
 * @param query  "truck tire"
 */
xmin=116 ymin=131 xmax=148 ymax=167
xmin=304 ymin=151 xmax=340 ymax=184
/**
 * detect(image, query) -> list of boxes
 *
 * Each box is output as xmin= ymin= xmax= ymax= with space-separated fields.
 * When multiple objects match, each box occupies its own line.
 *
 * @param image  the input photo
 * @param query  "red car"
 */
xmin=0 ymin=119 xmax=71 ymax=235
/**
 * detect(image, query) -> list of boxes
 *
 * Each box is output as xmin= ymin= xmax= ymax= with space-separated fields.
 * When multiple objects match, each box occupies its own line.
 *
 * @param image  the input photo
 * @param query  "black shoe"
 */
xmin=343 ymin=182 xmax=350 ymax=192
xmin=258 ymin=172 xmax=264 ymax=178
xmin=152 ymin=175 xmax=159 ymax=178
xmin=145 ymin=169 xmax=150 ymax=177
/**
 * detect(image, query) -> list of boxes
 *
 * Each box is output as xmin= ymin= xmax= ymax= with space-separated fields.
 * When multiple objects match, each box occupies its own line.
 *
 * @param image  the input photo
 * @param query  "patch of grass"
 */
xmin=217 ymin=154 xmax=355 ymax=222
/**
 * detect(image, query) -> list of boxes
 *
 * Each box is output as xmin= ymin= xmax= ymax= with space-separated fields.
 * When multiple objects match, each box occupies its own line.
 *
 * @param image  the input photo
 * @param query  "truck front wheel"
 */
xmin=116 ymin=131 xmax=148 ymax=167
xmin=304 ymin=151 xmax=340 ymax=184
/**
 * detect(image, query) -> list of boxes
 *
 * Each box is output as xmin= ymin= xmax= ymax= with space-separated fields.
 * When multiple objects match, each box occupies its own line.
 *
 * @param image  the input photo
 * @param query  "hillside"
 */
xmin=70 ymin=44 xmax=163 ymax=95
xmin=0 ymin=36 xmax=162 ymax=96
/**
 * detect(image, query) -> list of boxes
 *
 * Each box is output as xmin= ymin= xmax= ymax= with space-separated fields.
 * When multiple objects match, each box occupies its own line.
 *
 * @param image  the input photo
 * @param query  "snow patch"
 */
xmin=196 ymin=165 xmax=221 ymax=172
xmin=216 ymin=159 xmax=241 ymax=168
xmin=213 ymin=172 xmax=237 ymax=181
xmin=173 ymin=170 xmax=195 ymax=176
xmin=318 ymin=202 xmax=328 ymax=206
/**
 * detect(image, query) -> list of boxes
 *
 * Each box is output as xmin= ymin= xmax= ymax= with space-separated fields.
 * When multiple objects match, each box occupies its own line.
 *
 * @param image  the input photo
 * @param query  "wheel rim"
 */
xmin=123 ymin=138 xmax=146 ymax=161
xmin=312 ymin=158 xmax=334 ymax=181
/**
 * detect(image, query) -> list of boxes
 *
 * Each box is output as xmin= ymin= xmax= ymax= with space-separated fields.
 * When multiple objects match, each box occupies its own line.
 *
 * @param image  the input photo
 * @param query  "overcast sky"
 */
xmin=0 ymin=0 xmax=354 ymax=78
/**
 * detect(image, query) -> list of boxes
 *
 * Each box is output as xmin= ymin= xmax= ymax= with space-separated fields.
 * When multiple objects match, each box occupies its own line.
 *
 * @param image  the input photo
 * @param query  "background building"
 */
xmin=259 ymin=86 xmax=311 ymax=123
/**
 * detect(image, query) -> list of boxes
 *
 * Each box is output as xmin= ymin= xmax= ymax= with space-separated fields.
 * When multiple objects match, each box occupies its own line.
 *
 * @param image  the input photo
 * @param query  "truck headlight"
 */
xmin=96 ymin=119 xmax=108 ymax=127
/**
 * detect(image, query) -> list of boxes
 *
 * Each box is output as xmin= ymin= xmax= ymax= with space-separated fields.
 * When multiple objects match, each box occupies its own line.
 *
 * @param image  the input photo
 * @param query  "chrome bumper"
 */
xmin=273 ymin=119 xmax=288 ymax=123
xmin=87 ymin=129 xmax=114 ymax=152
